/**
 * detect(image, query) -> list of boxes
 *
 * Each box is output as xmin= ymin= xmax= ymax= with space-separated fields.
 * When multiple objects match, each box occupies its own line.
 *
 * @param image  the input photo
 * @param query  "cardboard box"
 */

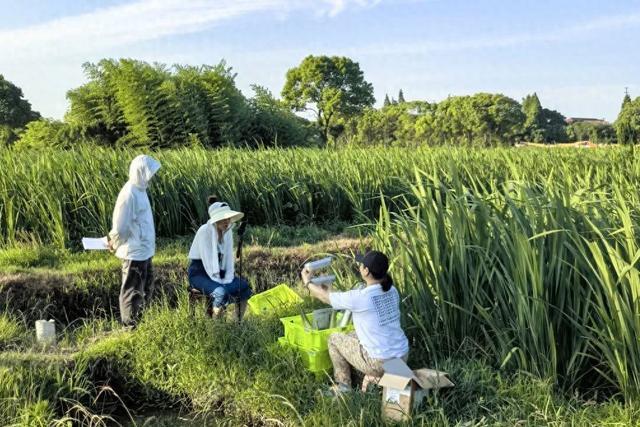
xmin=379 ymin=358 xmax=454 ymax=422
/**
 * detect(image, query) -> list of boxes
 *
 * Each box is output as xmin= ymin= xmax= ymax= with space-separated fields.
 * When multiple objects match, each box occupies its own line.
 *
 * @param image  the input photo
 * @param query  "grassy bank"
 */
xmin=2 ymin=299 xmax=639 ymax=426
xmin=0 ymin=224 xmax=365 ymax=324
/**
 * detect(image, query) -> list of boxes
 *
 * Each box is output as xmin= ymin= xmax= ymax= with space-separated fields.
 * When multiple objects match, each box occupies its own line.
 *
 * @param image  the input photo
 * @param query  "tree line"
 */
xmin=1 ymin=55 xmax=638 ymax=149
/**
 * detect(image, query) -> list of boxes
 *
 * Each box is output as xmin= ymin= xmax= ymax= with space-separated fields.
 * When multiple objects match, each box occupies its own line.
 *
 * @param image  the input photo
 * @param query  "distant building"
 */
xmin=565 ymin=117 xmax=609 ymax=125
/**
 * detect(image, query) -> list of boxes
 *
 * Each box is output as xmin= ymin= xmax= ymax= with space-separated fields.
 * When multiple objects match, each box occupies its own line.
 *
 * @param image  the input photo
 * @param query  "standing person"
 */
xmin=187 ymin=200 xmax=252 ymax=321
xmin=303 ymin=250 xmax=409 ymax=395
xmin=108 ymin=154 xmax=161 ymax=329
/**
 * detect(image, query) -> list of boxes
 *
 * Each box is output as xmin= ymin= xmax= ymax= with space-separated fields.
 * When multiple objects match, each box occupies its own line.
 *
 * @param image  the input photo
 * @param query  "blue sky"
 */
xmin=1 ymin=0 xmax=638 ymax=121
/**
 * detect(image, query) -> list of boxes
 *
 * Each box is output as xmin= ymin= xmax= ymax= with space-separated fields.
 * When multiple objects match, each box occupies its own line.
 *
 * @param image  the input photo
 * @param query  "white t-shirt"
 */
xmin=329 ymin=284 xmax=409 ymax=360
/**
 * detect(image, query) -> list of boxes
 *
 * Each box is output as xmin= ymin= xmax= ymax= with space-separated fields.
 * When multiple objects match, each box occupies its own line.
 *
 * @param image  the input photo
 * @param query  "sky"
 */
xmin=0 ymin=0 xmax=639 ymax=122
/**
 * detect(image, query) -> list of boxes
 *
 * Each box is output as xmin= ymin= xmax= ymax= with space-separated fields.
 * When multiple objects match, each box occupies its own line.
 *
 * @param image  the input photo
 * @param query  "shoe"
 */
xmin=321 ymin=383 xmax=352 ymax=398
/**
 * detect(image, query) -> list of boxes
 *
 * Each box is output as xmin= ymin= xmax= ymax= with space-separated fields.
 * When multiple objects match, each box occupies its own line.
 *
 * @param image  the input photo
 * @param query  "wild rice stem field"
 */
xmin=0 ymin=146 xmax=637 ymax=248
xmin=2 ymin=146 xmax=640 ymax=425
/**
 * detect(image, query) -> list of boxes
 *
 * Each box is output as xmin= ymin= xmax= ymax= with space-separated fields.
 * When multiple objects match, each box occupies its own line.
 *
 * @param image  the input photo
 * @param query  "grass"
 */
xmin=0 ymin=226 xmax=366 ymax=339
xmin=0 ymin=313 xmax=28 ymax=350
xmin=2 ymin=296 xmax=639 ymax=426
xmin=0 ymin=222 xmax=362 ymax=274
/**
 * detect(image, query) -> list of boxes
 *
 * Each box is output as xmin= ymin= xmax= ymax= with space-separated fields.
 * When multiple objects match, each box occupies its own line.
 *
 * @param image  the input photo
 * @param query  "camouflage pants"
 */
xmin=327 ymin=331 xmax=384 ymax=387
xmin=119 ymin=258 xmax=154 ymax=327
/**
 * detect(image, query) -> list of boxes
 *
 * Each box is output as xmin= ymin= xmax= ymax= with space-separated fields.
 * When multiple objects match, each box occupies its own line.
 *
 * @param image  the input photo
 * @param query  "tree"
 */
xmin=615 ymin=93 xmax=637 ymax=145
xmin=0 ymin=74 xmax=40 ymax=129
xmin=521 ymin=93 xmax=567 ymax=143
xmin=412 ymin=94 xmax=525 ymax=146
xmin=383 ymin=94 xmax=391 ymax=107
xmin=66 ymin=59 xmax=252 ymax=148
xmin=567 ymin=122 xmax=616 ymax=144
xmin=398 ymin=89 xmax=406 ymax=103
xmin=539 ymin=108 xmax=567 ymax=142
xmin=282 ymin=55 xmax=375 ymax=143
xmin=245 ymin=85 xmax=316 ymax=147
xmin=522 ymin=93 xmax=543 ymax=141
xmin=616 ymin=96 xmax=640 ymax=145
xmin=13 ymin=119 xmax=72 ymax=150
xmin=0 ymin=125 xmax=16 ymax=146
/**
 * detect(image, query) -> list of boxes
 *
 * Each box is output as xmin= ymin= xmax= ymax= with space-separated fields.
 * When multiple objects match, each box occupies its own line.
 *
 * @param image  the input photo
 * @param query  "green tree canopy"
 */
xmin=566 ymin=121 xmax=616 ymax=144
xmin=281 ymin=55 xmax=375 ymax=143
xmin=13 ymin=119 xmax=73 ymax=150
xmin=615 ymin=95 xmax=640 ymax=145
xmin=415 ymin=93 xmax=525 ymax=146
xmin=344 ymin=101 xmax=429 ymax=146
xmin=66 ymin=59 xmax=252 ymax=148
xmin=398 ymin=89 xmax=406 ymax=103
xmin=521 ymin=93 xmax=567 ymax=143
xmin=0 ymin=74 xmax=40 ymax=129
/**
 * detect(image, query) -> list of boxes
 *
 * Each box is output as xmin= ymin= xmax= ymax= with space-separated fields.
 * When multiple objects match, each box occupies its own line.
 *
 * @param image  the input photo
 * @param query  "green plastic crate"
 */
xmin=279 ymin=311 xmax=354 ymax=351
xmin=278 ymin=337 xmax=332 ymax=373
xmin=248 ymin=284 xmax=303 ymax=316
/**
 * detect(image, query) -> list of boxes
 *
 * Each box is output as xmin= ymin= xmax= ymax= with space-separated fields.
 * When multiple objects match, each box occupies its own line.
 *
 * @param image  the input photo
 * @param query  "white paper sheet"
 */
xmin=82 ymin=236 xmax=108 ymax=250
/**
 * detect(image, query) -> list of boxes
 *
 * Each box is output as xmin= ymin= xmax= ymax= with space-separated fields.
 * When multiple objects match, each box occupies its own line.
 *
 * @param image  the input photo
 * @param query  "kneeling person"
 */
xmin=303 ymin=250 xmax=409 ymax=393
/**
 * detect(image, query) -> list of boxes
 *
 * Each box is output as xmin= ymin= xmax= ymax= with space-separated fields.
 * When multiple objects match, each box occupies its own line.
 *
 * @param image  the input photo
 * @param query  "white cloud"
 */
xmin=322 ymin=0 xmax=382 ymax=17
xmin=349 ymin=11 xmax=640 ymax=56
xmin=0 ymin=0 xmax=380 ymax=61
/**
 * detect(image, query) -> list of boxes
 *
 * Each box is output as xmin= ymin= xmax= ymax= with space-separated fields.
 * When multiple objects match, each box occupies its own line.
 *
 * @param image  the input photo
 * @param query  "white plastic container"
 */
xmin=35 ymin=319 xmax=56 ymax=346
xmin=304 ymin=257 xmax=333 ymax=272
xmin=338 ymin=310 xmax=352 ymax=328
xmin=310 ymin=274 xmax=336 ymax=286
xmin=312 ymin=308 xmax=333 ymax=330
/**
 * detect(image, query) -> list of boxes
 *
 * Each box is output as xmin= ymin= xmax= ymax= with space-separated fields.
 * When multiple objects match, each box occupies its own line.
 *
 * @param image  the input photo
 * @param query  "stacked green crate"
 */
xmin=278 ymin=311 xmax=354 ymax=373
xmin=247 ymin=284 xmax=303 ymax=316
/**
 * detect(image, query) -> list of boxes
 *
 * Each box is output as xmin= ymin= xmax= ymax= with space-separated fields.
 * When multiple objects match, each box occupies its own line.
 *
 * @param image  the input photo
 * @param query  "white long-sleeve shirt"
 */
xmin=187 ymin=223 xmax=235 ymax=284
xmin=109 ymin=155 xmax=161 ymax=261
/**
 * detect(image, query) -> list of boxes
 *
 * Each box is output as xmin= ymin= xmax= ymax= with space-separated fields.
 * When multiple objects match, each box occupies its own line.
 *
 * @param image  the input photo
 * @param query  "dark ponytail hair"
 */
xmin=207 ymin=194 xmax=218 ymax=206
xmin=379 ymin=272 xmax=393 ymax=292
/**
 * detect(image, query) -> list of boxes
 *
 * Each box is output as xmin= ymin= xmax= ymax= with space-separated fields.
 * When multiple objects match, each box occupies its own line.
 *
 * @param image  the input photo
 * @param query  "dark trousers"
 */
xmin=120 ymin=258 xmax=154 ymax=326
xmin=187 ymin=259 xmax=252 ymax=308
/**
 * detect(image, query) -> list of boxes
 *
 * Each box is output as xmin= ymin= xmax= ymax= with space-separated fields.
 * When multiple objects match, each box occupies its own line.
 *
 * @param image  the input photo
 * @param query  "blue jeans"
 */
xmin=187 ymin=259 xmax=252 ymax=308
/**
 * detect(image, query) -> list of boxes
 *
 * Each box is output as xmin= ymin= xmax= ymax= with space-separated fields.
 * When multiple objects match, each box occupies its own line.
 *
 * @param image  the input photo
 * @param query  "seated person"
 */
xmin=187 ymin=199 xmax=252 ymax=321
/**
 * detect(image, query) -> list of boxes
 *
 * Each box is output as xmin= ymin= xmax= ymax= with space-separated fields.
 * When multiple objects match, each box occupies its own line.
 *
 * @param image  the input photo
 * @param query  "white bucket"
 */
xmin=312 ymin=308 xmax=333 ymax=330
xmin=35 ymin=319 xmax=56 ymax=345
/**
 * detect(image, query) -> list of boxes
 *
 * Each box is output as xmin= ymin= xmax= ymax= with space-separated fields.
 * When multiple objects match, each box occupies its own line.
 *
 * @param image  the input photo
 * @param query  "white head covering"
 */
xmin=129 ymin=155 xmax=161 ymax=190
xmin=208 ymin=202 xmax=244 ymax=225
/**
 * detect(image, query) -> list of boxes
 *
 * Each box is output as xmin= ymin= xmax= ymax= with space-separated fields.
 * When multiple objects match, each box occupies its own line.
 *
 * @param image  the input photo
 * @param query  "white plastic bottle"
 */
xmin=310 ymin=274 xmax=336 ymax=286
xmin=304 ymin=256 xmax=333 ymax=272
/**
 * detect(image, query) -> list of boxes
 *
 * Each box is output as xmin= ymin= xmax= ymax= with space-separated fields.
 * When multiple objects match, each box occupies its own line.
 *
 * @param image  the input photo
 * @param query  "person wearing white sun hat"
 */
xmin=187 ymin=199 xmax=252 ymax=321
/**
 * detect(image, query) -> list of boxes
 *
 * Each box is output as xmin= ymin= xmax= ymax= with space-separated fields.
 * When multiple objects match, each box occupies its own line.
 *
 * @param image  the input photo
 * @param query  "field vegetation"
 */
xmin=1 ymin=145 xmax=640 ymax=424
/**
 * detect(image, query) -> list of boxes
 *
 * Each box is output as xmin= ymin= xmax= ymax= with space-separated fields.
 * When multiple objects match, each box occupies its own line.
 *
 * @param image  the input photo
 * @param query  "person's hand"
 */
xmin=301 ymin=267 xmax=312 ymax=286
xmin=107 ymin=240 xmax=115 ymax=253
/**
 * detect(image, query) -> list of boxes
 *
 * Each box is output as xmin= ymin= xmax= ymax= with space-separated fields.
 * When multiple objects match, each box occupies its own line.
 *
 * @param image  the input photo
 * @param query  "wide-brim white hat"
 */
xmin=207 ymin=202 xmax=244 ymax=225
